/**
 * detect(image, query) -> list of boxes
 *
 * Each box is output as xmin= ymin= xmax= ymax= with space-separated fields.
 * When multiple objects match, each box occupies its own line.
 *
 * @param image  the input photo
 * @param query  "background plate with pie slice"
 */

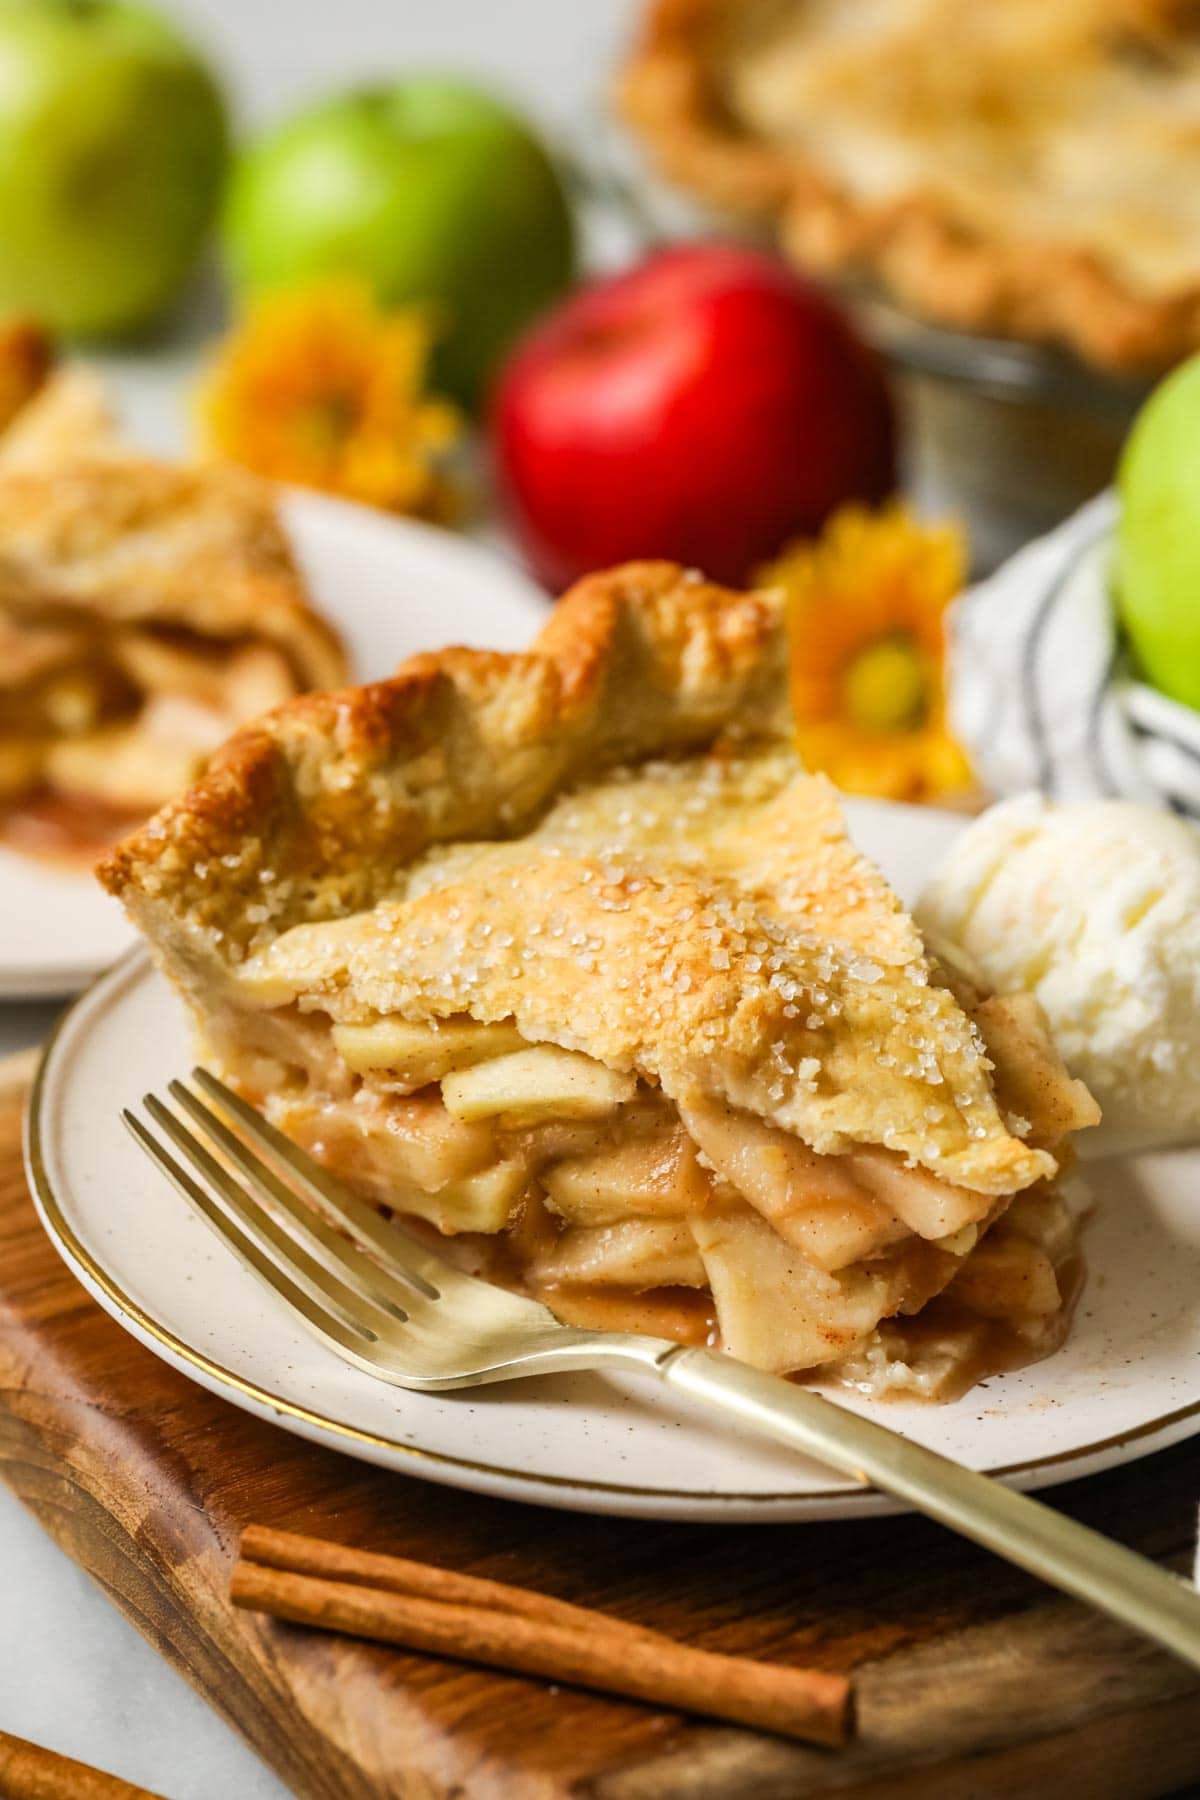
xmin=0 ymin=491 xmax=547 ymax=1000
xmin=27 ymin=799 xmax=1200 ymax=1521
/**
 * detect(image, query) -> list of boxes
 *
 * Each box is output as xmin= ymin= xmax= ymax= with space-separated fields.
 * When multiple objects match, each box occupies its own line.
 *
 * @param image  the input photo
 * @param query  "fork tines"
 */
xmin=123 ymin=1067 xmax=610 ymax=1389
xmin=122 ymin=1069 xmax=475 ymax=1361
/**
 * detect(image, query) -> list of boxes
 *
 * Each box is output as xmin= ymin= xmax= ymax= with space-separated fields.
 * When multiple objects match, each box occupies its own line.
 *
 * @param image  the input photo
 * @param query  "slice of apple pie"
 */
xmin=0 ymin=379 xmax=346 ymax=859
xmin=101 ymin=561 xmax=1098 ymax=1397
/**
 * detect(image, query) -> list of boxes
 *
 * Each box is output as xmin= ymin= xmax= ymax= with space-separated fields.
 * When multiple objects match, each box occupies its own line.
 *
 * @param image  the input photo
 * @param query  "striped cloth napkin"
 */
xmin=950 ymin=493 xmax=1200 ymax=820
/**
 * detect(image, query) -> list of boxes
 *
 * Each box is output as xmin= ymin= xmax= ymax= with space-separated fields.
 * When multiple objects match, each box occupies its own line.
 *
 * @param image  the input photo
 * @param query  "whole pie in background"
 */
xmin=621 ymin=0 xmax=1200 ymax=373
xmin=0 ymin=367 xmax=347 ymax=862
xmin=102 ymin=561 xmax=1099 ymax=1401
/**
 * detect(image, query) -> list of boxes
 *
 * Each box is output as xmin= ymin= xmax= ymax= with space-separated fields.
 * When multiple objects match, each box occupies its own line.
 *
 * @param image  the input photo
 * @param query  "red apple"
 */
xmin=489 ymin=243 xmax=897 ymax=591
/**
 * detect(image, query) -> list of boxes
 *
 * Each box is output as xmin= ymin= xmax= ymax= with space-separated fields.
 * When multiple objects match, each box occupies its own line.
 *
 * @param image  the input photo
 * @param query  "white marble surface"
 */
xmin=0 ymin=4 xmax=631 ymax=1794
xmin=0 ymin=1490 xmax=290 ymax=1798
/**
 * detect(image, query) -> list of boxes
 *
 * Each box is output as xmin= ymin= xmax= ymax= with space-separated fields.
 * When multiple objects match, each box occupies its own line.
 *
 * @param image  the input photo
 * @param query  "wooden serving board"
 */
xmin=3 ymin=1053 xmax=1200 ymax=1800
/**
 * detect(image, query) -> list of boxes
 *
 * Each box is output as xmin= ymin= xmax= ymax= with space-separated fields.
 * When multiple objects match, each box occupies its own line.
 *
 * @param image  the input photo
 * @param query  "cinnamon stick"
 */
xmin=0 ymin=1730 xmax=166 ymax=1800
xmin=239 ymin=1524 xmax=668 ymax=1643
xmin=230 ymin=1558 xmax=851 ymax=1748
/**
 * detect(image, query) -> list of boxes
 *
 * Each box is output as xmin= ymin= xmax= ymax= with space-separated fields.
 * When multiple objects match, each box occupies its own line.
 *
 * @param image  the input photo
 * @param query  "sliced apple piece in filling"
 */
xmin=378 ymin=1090 xmax=500 ymax=1187
xmin=272 ymin=1087 xmax=498 ymax=1199
xmin=973 ymin=993 xmax=1102 ymax=1146
xmin=691 ymin=1207 xmax=914 ymax=1374
xmin=679 ymin=1098 xmax=909 ymax=1271
xmin=45 ymin=722 xmax=206 ymax=813
xmin=946 ymin=1231 xmax=1062 ymax=1321
xmin=532 ymin=1218 xmax=708 ymax=1289
xmin=542 ymin=1124 xmax=710 ymax=1226
xmin=1001 ymin=1184 xmax=1081 ymax=1266
xmin=399 ymin=1160 xmax=529 ymax=1236
xmin=332 ymin=1013 xmax=525 ymax=1089
xmin=441 ymin=1044 xmax=636 ymax=1125
xmin=849 ymin=1146 xmax=993 ymax=1241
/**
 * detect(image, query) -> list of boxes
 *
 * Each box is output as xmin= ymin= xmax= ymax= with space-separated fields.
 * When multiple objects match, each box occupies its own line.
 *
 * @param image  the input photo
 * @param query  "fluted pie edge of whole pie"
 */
xmin=100 ymin=560 xmax=1100 ymax=1398
xmin=620 ymin=0 xmax=1200 ymax=374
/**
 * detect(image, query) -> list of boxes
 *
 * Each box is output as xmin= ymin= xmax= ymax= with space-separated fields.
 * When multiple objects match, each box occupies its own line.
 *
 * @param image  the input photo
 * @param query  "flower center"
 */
xmin=842 ymin=634 xmax=929 ymax=733
xmin=300 ymin=392 xmax=358 ymax=451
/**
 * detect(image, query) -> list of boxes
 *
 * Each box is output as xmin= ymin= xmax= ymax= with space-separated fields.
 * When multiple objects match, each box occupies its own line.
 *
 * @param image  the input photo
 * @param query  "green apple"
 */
xmin=1116 ymin=353 xmax=1200 ymax=711
xmin=0 ymin=0 xmax=228 ymax=337
xmin=223 ymin=79 xmax=576 ymax=407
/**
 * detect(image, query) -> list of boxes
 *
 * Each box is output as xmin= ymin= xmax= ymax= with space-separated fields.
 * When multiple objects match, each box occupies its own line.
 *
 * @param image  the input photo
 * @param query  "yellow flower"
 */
xmin=198 ymin=282 xmax=462 ymax=521
xmin=760 ymin=504 xmax=974 ymax=803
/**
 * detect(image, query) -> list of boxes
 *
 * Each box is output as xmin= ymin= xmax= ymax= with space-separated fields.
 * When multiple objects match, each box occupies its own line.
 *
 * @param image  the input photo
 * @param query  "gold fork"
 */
xmin=126 ymin=1068 xmax=1200 ymax=1674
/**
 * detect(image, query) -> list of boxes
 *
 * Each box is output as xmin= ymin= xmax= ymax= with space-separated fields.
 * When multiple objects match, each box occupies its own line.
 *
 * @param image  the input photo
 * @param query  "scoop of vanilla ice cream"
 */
xmin=916 ymin=793 xmax=1200 ymax=1150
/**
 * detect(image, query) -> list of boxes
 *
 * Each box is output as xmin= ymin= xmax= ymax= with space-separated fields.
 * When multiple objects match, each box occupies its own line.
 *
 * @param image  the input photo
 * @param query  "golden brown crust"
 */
xmin=98 ymin=561 xmax=789 ymax=962
xmin=620 ymin=0 xmax=799 ymax=214
xmin=239 ymin=838 xmax=1052 ymax=1197
xmin=620 ymin=0 xmax=1200 ymax=373
xmin=777 ymin=190 xmax=1200 ymax=378
xmin=0 ymin=455 xmax=345 ymax=690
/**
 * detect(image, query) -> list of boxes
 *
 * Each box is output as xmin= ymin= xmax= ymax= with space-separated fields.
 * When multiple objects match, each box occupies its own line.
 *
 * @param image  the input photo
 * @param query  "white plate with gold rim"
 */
xmin=26 ymin=800 xmax=1200 ymax=1521
xmin=1 ymin=491 xmax=546 ymax=1000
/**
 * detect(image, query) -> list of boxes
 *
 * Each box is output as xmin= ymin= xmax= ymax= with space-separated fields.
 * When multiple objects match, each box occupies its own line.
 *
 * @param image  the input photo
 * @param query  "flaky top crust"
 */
xmin=238 ymin=776 xmax=1053 ymax=1196
xmin=101 ymin=560 xmax=1059 ymax=1198
xmin=0 ymin=453 xmax=345 ymax=689
xmin=620 ymin=0 xmax=1200 ymax=373
xmin=99 ymin=562 xmax=789 ymax=959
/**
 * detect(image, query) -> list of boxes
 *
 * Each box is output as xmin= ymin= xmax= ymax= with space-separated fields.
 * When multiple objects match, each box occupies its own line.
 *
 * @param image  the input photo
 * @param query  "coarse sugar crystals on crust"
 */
xmin=98 ymin=562 xmax=790 ymax=965
xmin=239 ymin=831 xmax=1050 ymax=1196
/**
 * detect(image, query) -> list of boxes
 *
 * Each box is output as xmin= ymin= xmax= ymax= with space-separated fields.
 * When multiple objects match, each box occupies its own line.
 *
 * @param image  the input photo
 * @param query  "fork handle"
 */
xmin=659 ymin=1346 xmax=1200 ymax=1671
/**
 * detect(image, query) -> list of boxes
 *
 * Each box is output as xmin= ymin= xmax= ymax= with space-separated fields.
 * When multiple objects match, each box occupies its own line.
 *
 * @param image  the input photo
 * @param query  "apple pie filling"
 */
xmin=0 ymin=618 xmax=300 ymax=858
xmin=203 ymin=985 xmax=1094 ymax=1400
xmin=0 ymin=437 xmax=346 ymax=860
